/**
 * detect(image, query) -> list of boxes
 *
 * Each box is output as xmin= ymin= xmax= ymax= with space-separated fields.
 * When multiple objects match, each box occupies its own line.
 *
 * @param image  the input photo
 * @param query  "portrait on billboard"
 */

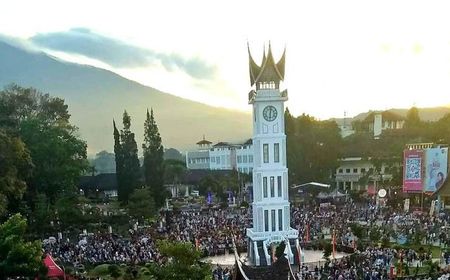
xmin=424 ymin=147 xmax=448 ymax=193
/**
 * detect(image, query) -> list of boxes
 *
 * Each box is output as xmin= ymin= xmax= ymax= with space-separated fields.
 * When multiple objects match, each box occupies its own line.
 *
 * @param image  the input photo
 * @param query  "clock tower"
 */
xmin=246 ymin=43 xmax=299 ymax=266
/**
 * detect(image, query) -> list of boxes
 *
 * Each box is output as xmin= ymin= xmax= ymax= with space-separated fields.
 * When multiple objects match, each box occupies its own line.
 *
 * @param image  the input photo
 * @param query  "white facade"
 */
xmin=374 ymin=113 xmax=383 ymax=138
xmin=186 ymin=140 xmax=254 ymax=174
xmin=335 ymin=157 xmax=394 ymax=191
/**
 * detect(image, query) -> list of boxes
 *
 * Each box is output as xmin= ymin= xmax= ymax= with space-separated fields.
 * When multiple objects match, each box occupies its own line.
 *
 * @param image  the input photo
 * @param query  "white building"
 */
xmin=362 ymin=111 xmax=405 ymax=139
xmin=245 ymin=44 xmax=298 ymax=267
xmin=185 ymin=137 xmax=211 ymax=170
xmin=335 ymin=157 xmax=394 ymax=191
xmin=186 ymin=138 xmax=254 ymax=174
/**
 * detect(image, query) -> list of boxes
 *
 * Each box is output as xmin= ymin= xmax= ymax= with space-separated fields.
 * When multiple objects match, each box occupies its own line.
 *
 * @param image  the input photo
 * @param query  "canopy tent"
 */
xmin=316 ymin=189 xmax=348 ymax=200
xmin=43 ymin=254 xmax=65 ymax=279
xmin=291 ymin=182 xmax=331 ymax=189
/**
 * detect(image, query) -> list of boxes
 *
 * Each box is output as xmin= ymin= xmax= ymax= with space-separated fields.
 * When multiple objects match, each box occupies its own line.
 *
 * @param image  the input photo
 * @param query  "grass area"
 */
xmin=389 ymin=243 xmax=444 ymax=258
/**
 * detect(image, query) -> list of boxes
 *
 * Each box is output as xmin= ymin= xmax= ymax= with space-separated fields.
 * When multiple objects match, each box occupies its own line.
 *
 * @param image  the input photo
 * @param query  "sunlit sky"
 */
xmin=2 ymin=0 xmax=450 ymax=119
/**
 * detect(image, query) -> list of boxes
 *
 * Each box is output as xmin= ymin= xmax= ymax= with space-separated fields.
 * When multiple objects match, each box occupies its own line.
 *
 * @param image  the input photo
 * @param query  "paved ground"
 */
xmin=202 ymin=250 xmax=348 ymax=266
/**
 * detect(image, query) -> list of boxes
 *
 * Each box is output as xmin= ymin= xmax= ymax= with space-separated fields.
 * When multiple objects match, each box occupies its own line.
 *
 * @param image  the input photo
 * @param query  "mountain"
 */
xmin=332 ymin=107 xmax=450 ymax=127
xmin=0 ymin=41 xmax=252 ymax=154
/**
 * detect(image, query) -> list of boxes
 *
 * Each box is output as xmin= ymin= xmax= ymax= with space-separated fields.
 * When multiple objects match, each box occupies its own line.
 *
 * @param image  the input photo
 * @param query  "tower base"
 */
xmin=246 ymin=228 xmax=299 ymax=267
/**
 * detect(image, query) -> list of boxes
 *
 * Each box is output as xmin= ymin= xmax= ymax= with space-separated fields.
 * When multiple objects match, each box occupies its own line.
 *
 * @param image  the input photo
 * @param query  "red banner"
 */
xmin=403 ymin=149 xmax=424 ymax=193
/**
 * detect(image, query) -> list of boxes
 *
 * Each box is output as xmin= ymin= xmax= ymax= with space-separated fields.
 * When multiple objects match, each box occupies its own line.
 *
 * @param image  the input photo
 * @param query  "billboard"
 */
xmin=403 ymin=149 xmax=424 ymax=193
xmin=423 ymin=147 xmax=448 ymax=193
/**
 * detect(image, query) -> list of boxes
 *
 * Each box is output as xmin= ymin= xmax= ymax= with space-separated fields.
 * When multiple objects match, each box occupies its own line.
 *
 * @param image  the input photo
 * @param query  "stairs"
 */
xmin=289 ymin=239 xmax=299 ymax=265
xmin=257 ymin=242 xmax=267 ymax=266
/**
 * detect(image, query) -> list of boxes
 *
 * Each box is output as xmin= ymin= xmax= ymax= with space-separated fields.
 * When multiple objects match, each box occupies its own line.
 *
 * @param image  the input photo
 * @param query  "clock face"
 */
xmin=263 ymin=105 xmax=277 ymax=122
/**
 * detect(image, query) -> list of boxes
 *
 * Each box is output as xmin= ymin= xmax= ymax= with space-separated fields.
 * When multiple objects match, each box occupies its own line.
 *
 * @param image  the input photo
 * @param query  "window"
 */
xmin=243 ymin=155 xmax=248 ymax=163
xmin=237 ymin=155 xmax=242 ymax=163
xmin=264 ymin=210 xmax=269 ymax=232
xmin=277 ymin=176 xmax=282 ymax=197
xmin=270 ymin=176 xmax=275 ymax=197
xmin=361 ymin=168 xmax=366 ymax=173
xmin=346 ymin=168 xmax=350 ymax=173
xmin=274 ymin=143 xmax=280 ymax=163
xmin=338 ymin=169 xmax=343 ymax=173
xmin=263 ymin=177 xmax=268 ymax=198
xmin=353 ymin=168 xmax=358 ymax=173
xmin=271 ymin=210 xmax=276 ymax=231
xmin=211 ymin=157 xmax=215 ymax=163
xmin=249 ymin=155 xmax=253 ymax=163
xmin=250 ymin=167 xmax=253 ymax=173
xmin=244 ymin=167 xmax=248 ymax=173
xmin=216 ymin=156 xmax=220 ymax=164
xmin=263 ymin=144 xmax=269 ymax=163
xmin=278 ymin=209 xmax=283 ymax=231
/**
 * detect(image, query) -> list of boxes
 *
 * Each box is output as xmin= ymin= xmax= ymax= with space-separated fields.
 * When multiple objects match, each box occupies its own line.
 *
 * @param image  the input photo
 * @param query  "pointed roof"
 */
xmin=44 ymin=254 xmax=65 ymax=278
xmin=248 ymin=42 xmax=286 ymax=87
xmin=196 ymin=135 xmax=212 ymax=145
xmin=248 ymin=43 xmax=262 ymax=86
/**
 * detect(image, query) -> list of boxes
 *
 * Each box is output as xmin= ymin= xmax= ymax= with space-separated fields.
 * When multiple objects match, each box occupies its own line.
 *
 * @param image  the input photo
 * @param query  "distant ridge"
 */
xmin=0 ymin=40 xmax=252 ymax=154
xmin=331 ymin=106 xmax=450 ymax=126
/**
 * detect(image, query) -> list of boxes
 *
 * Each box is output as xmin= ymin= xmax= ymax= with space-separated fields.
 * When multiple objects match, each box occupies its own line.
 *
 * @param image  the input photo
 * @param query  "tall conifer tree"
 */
xmin=143 ymin=108 xmax=165 ymax=207
xmin=113 ymin=119 xmax=125 ymax=202
xmin=114 ymin=111 xmax=141 ymax=203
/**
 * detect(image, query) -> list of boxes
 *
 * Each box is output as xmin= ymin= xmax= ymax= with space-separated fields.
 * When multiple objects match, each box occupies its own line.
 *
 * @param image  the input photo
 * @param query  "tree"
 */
xmin=128 ymin=187 xmax=156 ymax=222
xmin=115 ymin=111 xmax=141 ymax=203
xmin=148 ymin=240 xmax=211 ymax=280
xmin=323 ymin=243 xmax=332 ymax=260
xmin=405 ymin=106 xmax=421 ymax=128
xmin=55 ymin=193 xmax=84 ymax=227
xmin=113 ymin=120 xmax=125 ymax=201
xmin=30 ymin=193 xmax=53 ymax=235
xmin=143 ymin=109 xmax=165 ymax=207
xmin=0 ymin=213 xmax=45 ymax=279
xmin=275 ymin=241 xmax=286 ymax=259
xmin=0 ymin=85 xmax=88 ymax=203
xmin=108 ymin=264 xmax=122 ymax=280
xmin=0 ymin=130 xmax=32 ymax=216
xmin=164 ymin=159 xmax=186 ymax=199
xmin=198 ymin=175 xmax=220 ymax=196
xmin=285 ymin=111 xmax=342 ymax=185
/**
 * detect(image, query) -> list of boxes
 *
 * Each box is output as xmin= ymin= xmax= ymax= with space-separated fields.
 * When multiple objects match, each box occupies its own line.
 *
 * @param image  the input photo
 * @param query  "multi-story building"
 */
xmin=186 ymin=138 xmax=254 ymax=174
xmin=185 ymin=137 xmax=211 ymax=170
xmin=359 ymin=111 xmax=405 ymax=139
xmin=335 ymin=157 xmax=394 ymax=191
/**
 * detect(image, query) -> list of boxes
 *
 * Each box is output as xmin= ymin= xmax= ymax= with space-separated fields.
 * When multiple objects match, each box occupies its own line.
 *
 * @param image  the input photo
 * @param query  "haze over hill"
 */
xmin=332 ymin=107 xmax=450 ymax=127
xmin=2 ymin=40 xmax=450 ymax=155
xmin=0 ymin=40 xmax=252 ymax=155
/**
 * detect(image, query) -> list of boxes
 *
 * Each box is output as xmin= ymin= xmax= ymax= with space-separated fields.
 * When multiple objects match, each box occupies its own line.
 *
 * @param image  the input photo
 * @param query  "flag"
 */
xmin=297 ymin=244 xmax=303 ymax=267
xmin=332 ymin=230 xmax=336 ymax=259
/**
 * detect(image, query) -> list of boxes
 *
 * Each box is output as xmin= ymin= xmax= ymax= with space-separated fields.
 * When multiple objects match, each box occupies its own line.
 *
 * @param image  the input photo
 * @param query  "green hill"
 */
xmin=0 ymin=40 xmax=252 ymax=154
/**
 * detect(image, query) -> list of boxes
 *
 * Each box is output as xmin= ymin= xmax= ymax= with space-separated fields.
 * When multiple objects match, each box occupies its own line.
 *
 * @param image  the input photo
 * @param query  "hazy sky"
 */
xmin=1 ymin=0 xmax=450 ymax=119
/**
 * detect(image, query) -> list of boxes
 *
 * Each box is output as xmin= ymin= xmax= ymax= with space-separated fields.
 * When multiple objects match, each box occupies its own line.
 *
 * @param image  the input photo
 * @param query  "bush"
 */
xmin=108 ymin=264 xmax=121 ymax=279
xmin=91 ymin=264 xmax=110 ymax=276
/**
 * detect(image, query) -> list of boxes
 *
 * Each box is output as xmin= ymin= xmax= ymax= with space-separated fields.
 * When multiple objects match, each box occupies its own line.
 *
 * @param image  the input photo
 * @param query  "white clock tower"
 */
xmin=246 ymin=43 xmax=299 ymax=266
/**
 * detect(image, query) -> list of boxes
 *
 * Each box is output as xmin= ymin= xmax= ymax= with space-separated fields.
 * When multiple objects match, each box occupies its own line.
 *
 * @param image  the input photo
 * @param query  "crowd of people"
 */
xmin=157 ymin=207 xmax=250 ymax=257
xmin=43 ymin=207 xmax=251 ymax=268
xmin=42 ymin=199 xmax=450 ymax=279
